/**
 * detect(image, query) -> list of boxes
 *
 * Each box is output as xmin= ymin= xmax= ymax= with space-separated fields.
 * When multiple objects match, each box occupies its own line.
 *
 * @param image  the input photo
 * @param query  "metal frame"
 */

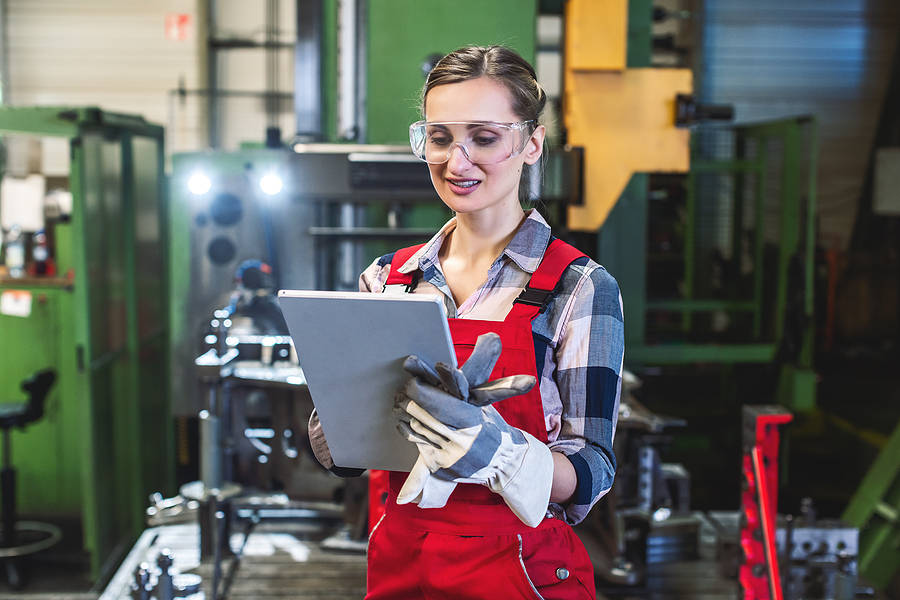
xmin=0 ymin=106 xmax=171 ymax=578
xmin=625 ymin=117 xmax=818 ymax=410
xmin=842 ymin=419 xmax=900 ymax=589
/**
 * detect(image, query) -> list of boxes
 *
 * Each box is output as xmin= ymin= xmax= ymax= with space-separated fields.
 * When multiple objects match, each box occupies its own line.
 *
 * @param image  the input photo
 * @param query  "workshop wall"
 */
xmin=5 ymin=1 xmax=539 ymax=150
xmin=4 ymin=0 xmax=299 ymax=154
xmin=5 ymin=0 xmax=204 ymax=150
xmin=701 ymin=0 xmax=900 ymax=251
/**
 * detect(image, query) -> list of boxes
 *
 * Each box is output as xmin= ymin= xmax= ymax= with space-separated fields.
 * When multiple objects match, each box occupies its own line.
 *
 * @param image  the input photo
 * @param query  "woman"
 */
xmin=312 ymin=45 xmax=623 ymax=599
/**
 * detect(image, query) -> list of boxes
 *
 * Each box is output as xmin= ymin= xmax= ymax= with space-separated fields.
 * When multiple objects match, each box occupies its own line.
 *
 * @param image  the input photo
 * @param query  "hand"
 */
xmin=392 ymin=333 xmax=523 ymax=510
xmin=394 ymin=333 xmax=554 ymax=527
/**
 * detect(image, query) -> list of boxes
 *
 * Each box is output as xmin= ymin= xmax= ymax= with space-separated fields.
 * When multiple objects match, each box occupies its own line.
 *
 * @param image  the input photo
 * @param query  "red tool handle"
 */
xmin=751 ymin=446 xmax=782 ymax=600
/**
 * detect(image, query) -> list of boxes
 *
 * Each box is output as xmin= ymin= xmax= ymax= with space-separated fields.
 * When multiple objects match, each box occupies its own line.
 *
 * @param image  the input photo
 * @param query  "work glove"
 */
xmin=393 ymin=333 xmax=554 ymax=528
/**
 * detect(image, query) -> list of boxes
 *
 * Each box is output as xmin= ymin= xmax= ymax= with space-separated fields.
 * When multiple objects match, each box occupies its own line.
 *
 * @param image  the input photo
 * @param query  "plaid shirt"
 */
xmin=360 ymin=210 xmax=624 ymax=524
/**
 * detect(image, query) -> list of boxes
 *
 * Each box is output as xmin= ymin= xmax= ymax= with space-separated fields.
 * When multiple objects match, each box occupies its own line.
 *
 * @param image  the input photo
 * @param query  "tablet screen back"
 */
xmin=278 ymin=290 xmax=456 ymax=472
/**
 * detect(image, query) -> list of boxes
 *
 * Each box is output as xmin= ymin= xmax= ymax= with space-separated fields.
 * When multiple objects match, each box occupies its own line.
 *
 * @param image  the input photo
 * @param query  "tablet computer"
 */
xmin=277 ymin=290 xmax=456 ymax=472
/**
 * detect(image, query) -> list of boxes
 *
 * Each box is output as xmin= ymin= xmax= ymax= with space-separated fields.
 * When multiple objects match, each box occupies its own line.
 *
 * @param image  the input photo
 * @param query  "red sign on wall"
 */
xmin=165 ymin=13 xmax=192 ymax=42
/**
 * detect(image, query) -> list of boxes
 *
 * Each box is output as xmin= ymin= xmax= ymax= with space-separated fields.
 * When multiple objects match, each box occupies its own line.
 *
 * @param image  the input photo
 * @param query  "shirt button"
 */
xmin=556 ymin=567 xmax=569 ymax=581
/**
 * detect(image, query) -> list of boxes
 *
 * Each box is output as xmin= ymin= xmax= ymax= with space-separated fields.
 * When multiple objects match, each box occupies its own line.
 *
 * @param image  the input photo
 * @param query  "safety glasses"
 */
xmin=409 ymin=120 xmax=535 ymax=165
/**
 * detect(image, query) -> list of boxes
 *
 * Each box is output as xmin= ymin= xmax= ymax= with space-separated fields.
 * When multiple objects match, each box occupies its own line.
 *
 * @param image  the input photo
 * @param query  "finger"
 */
xmin=396 ymin=457 xmax=430 ymax=505
xmin=461 ymin=333 xmax=502 ymax=387
xmin=417 ymin=477 xmax=457 ymax=509
xmin=404 ymin=379 xmax=479 ymax=428
xmin=435 ymin=362 xmax=468 ymax=400
xmin=394 ymin=400 xmax=447 ymax=445
xmin=469 ymin=375 xmax=537 ymax=406
xmin=396 ymin=420 xmax=441 ymax=448
xmin=404 ymin=401 xmax=459 ymax=440
xmin=408 ymin=415 xmax=452 ymax=447
xmin=403 ymin=355 xmax=442 ymax=387
xmin=393 ymin=391 xmax=414 ymax=423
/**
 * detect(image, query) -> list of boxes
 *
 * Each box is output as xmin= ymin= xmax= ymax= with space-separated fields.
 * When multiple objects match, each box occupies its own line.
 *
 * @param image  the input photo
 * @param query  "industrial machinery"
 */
xmin=0 ymin=107 xmax=170 ymax=579
xmin=169 ymin=144 xmax=443 ymax=416
xmin=841 ymin=418 xmax=900 ymax=591
xmin=777 ymin=502 xmax=862 ymax=600
xmin=739 ymin=405 xmax=794 ymax=599
xmin=576 ymin=371 xmax=695 ymax=585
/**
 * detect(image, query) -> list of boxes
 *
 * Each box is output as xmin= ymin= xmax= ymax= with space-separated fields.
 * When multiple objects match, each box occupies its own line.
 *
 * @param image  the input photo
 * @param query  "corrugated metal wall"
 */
xmin=701 ymin=0 xmax=900 ymax=249
xmin=5 ymin=0 xmax=297 ymax=154
xmin=7 ymin=0 xmax=202 ymax=149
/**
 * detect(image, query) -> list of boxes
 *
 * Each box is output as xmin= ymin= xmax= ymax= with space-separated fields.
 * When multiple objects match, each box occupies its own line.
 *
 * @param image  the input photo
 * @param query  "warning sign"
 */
xmin=165 ymin=13 xmax=192 ymax=42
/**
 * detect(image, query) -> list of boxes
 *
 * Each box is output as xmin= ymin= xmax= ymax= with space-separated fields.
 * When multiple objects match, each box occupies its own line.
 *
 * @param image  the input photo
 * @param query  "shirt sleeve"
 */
xmin=307 ymin=409 xmax=365 ymax=478
xmin=547 ymin=263 xmax=624 ymax=525
xmin=359 ymin=253 xmax=394 ymax=293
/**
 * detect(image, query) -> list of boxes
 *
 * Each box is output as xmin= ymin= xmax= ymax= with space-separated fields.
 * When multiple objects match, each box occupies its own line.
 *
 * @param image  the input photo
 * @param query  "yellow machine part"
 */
xmin=566 ymin=0 xmax=627 ymax=71
xmin=564 ymin=0 xmax=693 ymax=232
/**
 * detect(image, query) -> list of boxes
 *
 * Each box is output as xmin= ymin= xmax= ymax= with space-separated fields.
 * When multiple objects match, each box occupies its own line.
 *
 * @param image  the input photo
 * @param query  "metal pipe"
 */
xmin=354 ymin=0 xmax=367 ymax=142
xmin=295 ymin=0 xmax=324 ymax=140
xmin=266 ymin=0 xmax=280 ymax=133
xmin=337 ymin=0 xmax=357 ymax=140
xmin=0 ymin=0 xmax=8 ymax=105
xmin=207 ymin=0 xmax=220 ymax=148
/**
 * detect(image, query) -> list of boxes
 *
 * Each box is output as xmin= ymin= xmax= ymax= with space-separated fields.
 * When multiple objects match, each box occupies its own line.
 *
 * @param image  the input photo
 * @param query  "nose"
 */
xmin=446 ymin=142 xmax=473 ymax=172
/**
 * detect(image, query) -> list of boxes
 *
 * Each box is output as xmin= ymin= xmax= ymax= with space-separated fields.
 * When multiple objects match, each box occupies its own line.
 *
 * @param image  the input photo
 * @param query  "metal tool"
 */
xmin=129 ymin=550 xmax=202 ymax=600
xmin=740 ymin=405 xmax=793 ymax=600
xmin=777 ymin=500 xmax=864 ymax=600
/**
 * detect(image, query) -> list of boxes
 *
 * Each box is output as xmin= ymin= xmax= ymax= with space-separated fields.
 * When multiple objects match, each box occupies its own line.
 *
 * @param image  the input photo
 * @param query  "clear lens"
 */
xmin=409 ymin=121 xmax=533 ymax=165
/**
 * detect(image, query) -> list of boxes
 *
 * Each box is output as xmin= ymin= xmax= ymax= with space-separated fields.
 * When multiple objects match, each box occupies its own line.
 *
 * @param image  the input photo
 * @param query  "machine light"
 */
xmin=259 ymin=173 xmax=283 ymax=195
xmin=188 ymin=173 xmax=212 ymax=195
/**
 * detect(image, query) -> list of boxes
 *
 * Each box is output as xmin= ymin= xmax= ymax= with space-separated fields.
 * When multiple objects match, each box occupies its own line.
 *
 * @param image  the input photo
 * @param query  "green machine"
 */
xmin=364 ymin=0 xmax=537 ymax=144
xmin=591 ymin=0 xmax=819 ymax=411
xmin=842 ymin=421 xmax=900 ymax=589
xmin=169 ymin=0 xmax=540 ymax=417
xmin=0 ymin=107 xmax=172 ymax=579
xmin=615 ymin=117 xmax=819 ymax=411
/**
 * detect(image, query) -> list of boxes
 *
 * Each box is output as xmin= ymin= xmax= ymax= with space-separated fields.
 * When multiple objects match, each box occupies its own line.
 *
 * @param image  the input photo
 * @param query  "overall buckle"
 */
xmin=514 ymin=284 xmax=558 ymax=314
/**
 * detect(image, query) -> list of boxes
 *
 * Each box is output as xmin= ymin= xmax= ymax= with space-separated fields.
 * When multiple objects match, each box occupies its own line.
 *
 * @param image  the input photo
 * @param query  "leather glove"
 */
xmin=391 ymin=340 xmax=516 ymax=511
xmin=394 ymin=333 xmax=554 ymax=527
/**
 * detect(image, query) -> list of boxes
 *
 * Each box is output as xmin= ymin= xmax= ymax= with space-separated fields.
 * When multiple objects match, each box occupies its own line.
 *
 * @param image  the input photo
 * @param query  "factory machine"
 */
xmin=100 ymin=0 xmax=897 ymax=598
xmin=169 ymin=142 xmax=445 ymax=499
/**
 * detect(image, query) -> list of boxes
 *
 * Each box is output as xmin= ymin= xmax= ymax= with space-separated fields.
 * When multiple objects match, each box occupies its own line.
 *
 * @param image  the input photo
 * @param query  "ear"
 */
xmin=523 ymin=124 xmax=546 ymax=166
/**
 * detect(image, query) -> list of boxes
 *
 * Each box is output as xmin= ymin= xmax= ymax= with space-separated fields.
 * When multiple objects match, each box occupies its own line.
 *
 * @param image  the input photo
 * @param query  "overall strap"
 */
xmin=512 ymin=238 xmax=587 ymax=317
xmin=384 ymin=244 xmax=426 ymax=288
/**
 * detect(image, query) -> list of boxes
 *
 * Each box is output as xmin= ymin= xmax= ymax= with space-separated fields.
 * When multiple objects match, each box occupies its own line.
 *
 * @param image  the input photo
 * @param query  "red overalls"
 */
xmin=366 ymin=239 xmax=597 ymax=600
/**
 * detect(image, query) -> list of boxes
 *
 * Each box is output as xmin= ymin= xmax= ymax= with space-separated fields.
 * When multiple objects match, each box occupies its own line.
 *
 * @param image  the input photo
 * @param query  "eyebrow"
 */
xmin=426 ymin=122 xmax=506 ymax=131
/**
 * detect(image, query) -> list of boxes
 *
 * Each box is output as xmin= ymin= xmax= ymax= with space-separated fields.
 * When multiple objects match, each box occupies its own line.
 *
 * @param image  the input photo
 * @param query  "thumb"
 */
xmin=469 ymin=374 xmax=537 ymax=406
xmin=461 ymin=333 xmax=502 ymax=388
xmin=396 ymin=456 xmax=431 ymax=505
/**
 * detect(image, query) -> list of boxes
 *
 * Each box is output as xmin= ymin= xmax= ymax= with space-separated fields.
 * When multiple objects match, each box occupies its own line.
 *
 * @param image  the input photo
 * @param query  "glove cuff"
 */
xmin=487 ymin=431 xmax=554 ymax=528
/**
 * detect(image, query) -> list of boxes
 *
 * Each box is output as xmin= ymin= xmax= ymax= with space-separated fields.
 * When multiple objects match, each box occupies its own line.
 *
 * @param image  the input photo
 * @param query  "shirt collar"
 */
xmin=395 ymin=209 xmax=552 ymax=275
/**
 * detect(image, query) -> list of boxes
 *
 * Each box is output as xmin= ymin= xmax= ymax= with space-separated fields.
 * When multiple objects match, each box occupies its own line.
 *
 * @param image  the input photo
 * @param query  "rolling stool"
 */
xmin=0 ymin=370 xmax=62 ymax=589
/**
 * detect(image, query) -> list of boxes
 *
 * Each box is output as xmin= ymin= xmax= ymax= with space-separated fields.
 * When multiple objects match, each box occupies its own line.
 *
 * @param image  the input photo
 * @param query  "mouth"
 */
xmin=447 ymin=178 xmax=481 ymax=194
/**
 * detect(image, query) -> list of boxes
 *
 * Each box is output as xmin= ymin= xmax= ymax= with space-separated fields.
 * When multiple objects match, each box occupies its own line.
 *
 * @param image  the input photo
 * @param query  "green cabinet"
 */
xmin=0 ymin=281 xmax=80 ymax=514
xmin=0 ymin=107 xmax=172 ymax=578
